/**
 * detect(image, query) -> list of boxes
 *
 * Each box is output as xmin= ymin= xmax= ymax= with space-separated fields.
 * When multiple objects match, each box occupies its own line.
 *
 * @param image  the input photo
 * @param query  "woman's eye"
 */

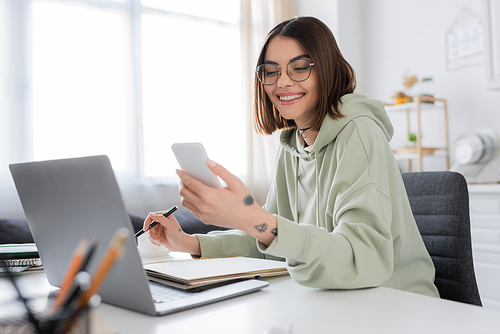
xmin=265 ymin=71 xmax=278 ymax=77
xmin=292 ymin=67 xmax=308 ymax=72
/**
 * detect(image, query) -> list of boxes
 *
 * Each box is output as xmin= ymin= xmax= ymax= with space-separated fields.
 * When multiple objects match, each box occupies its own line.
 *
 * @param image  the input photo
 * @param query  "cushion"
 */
xmin=0 ymin=219 xmax=34 ymax=244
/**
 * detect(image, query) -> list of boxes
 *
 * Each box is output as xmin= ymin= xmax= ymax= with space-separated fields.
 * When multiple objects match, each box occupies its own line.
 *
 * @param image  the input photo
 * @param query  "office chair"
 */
xmin=401 ymin=171 xmax=482 ymax=306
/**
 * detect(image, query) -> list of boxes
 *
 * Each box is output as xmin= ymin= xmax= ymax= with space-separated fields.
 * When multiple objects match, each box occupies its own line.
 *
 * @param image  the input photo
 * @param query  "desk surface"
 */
xmin=3 ymin=266 xmax=500 ymax=334
xmin=96 ymin=275 xmax=500 ymax=334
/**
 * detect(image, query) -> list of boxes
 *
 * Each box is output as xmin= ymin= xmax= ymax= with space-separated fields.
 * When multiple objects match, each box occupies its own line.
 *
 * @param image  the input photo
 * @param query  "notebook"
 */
xmin=144 ymin=256 xmax=288 ymax=290
xmin=0 ymin=243 xmax=43 ymax=274
xmin=0 ymin=243 xmax=39 ymax=260
xmin=9 ymin=155 xmax=269 ymax=316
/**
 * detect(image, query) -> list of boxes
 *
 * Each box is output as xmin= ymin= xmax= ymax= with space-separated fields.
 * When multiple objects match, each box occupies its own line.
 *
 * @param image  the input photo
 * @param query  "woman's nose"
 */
xmin=277 ymin=68 xmax=294 ymax=89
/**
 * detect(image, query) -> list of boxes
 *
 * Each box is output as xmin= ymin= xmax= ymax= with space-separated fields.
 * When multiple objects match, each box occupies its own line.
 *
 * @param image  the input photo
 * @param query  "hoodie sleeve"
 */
xmin=257 ymin=119 xmax=396 ymax=289
xmin=196 ymin=179 xmax=285 ymax=262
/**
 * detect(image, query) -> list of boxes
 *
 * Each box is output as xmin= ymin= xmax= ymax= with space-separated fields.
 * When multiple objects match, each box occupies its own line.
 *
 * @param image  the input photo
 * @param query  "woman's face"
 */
xmin=263 ymin=36 xmax=319 ymax=128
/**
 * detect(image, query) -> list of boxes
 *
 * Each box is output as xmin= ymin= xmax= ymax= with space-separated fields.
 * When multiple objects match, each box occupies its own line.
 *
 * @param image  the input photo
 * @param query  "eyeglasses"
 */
xmin=255 ymin=59 xmax=315 ymax=86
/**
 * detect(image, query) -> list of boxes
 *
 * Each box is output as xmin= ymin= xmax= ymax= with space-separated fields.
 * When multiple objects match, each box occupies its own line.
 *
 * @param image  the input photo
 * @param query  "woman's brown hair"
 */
xmin=254 ymin=16 xmax=357 ymax=135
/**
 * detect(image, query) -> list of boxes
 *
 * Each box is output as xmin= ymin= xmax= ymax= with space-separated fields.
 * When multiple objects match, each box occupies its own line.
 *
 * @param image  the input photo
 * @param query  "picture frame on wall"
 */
xmin=483 ymin=0 xmax=500 ymax=89
xmin=445 ymin=8 xmax=482 ymax=71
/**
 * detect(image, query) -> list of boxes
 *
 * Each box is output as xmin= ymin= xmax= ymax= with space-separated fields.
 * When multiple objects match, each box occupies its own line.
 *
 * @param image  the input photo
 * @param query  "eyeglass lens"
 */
xmin=256 ymin=59 xmax=312 ymax=85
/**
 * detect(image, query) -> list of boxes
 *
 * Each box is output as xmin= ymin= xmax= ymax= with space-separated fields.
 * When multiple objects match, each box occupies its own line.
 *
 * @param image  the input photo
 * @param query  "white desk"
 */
xmin=3 ymin=268 xmax=500 ymax=334
xmin=96 ymin=275 xmax=500 ymax=334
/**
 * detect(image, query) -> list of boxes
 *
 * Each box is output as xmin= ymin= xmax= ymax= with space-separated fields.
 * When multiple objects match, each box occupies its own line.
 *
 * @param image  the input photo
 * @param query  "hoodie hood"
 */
xmin=280 ymin=94 xmax=394 ymax=156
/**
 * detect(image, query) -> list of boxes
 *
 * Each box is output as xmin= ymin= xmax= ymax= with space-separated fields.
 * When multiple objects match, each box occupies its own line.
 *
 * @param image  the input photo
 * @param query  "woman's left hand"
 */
xmin=177 ymin=160 xmax=278 ymax=245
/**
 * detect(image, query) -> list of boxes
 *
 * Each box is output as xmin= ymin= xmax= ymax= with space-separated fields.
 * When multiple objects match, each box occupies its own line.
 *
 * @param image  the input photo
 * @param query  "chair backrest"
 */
xmin=401 ymin=171 xmax=482 ymax=306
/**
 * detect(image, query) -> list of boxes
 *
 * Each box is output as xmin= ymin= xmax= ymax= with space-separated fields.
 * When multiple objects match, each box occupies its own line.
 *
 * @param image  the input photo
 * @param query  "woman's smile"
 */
xmin=278 ymin=93 xmax=306 ymax=104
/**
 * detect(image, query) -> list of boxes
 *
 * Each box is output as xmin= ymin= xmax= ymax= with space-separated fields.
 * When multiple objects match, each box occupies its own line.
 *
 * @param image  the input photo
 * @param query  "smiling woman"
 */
xmin=146 ymin=17 xmax=441 ymax=299
xmin=253 ymin=17 xmax=357 ymax=139
xmin=260 ymin=37 xmax=320 ymax=141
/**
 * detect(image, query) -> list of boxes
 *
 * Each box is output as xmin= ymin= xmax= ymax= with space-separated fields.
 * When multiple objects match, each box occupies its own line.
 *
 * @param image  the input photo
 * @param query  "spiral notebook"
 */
xmin=0 ymin=259 xmax=43 ymax=274
xmin=143 ymin=256 xmax=289 ymax=290
xmin=0 ymin=243 xmax=43 ymax=274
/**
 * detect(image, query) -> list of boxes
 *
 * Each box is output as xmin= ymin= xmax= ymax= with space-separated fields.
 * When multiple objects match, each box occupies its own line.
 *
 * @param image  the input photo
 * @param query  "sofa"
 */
xmin=0 ymin=211 xmax=227 ymax=244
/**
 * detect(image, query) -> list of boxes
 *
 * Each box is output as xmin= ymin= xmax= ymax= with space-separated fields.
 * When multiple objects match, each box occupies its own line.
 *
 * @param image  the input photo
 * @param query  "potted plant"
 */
xmin=408 ymin=132 xmax=417 ymax=147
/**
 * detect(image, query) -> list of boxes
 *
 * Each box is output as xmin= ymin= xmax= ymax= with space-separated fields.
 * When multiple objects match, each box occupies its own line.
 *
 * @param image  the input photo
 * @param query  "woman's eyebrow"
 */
xmin=290 ymin=54 xmax=311 ymax=62
xmin=263 ymin=54 xmax=311 ymax=65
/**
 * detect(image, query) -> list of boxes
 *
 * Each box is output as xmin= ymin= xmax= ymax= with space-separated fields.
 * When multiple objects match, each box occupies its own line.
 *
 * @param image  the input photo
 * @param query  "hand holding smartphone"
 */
xmin=171 ymin=143 xmax=222 ymax=188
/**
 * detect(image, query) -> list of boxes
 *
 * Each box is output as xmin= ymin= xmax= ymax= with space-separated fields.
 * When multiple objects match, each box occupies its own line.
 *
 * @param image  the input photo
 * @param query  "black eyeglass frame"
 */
xmin=255 ymin=59 xmax=315 ymax=86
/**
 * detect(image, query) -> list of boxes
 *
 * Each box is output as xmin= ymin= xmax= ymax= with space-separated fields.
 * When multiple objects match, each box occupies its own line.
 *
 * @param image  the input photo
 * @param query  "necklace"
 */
xmin=297 ymin=127 xmax=311 ymax=139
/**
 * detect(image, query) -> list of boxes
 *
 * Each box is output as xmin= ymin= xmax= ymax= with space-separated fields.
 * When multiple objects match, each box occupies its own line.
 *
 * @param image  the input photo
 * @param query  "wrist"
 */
xmin=245 ymin=208 xmax=278 ymax=246
xmin=182 ymin=234 xmax=201 ymax=256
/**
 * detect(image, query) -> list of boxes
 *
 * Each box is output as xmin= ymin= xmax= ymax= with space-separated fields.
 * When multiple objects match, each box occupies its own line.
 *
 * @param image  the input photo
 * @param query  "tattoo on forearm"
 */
xmin=271 ymin=228 xmax=277 ymax=236
xmin=243 ymin=194 xmax=254 ymax=206
xmin=178 ymin=228 xmax=184 ymax=238
xmin=255 ymin=223 xmax=268 ymax=233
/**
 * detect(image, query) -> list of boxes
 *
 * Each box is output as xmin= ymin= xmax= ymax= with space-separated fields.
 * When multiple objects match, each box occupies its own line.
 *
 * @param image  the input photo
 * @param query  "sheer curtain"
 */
xmin=241 ymin=0 xmax=296 ymax=205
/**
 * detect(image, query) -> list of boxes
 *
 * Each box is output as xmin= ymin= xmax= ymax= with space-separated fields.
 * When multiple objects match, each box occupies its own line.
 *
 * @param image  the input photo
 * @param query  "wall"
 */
xmin=298 ymin=0 xmax=500 ymax=172
xmin=296 ymin=0 xmax=366 ymax=86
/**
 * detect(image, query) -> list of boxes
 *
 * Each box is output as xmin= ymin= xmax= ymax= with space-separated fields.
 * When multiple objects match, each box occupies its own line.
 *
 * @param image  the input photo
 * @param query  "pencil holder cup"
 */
xmin=0 ymin=296 xmax=90 ymax=334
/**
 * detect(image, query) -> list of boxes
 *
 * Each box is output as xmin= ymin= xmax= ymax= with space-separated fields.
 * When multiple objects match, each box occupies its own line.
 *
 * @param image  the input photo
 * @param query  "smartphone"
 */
xmin=171 ymin=142 xmax=222 ymax=188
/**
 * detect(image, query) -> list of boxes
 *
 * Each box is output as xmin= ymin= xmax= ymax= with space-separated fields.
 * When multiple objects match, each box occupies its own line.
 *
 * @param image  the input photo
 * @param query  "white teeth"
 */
xmin=280 ymin=94 xmax=304 ymax=101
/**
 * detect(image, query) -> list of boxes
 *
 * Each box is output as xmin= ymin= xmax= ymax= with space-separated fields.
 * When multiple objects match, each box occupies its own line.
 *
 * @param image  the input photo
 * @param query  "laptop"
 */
xmin=9 ymin=155 xmax=268 ymax=316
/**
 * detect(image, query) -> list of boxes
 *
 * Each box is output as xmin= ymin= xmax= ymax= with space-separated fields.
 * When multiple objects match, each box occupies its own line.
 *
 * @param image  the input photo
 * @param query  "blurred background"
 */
xmin=1 ymin=0 xmax=499 ymax=219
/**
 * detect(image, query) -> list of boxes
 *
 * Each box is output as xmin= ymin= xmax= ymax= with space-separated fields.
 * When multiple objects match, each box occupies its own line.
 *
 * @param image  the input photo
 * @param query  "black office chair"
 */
xmin=401 ymin=171 xmax=482 ymax=306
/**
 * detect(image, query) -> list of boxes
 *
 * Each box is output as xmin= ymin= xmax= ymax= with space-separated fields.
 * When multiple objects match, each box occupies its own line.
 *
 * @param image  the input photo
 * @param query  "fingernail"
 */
xmin=207 ymin=159 xmax=216 ymax=167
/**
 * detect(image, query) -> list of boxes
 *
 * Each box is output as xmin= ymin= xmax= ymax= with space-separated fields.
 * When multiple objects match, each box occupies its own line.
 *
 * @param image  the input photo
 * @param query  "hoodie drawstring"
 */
xmin=315 ymin=151 xmax=320 ymax=226
xmin=294 ymin=156 xmax=299 ymax=222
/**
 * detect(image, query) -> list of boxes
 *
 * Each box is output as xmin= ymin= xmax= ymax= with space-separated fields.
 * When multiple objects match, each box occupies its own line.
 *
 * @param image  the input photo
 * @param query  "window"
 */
xmin=1 ymin=0 xmax=245 ymax=183
xmin=141 ymin=5 xmax=244 ymax=177
xmin=32 ymin=1 xmax=130 ymax=170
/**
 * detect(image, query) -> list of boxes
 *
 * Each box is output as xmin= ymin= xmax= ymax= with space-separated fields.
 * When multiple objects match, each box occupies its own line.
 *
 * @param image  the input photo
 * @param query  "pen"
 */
xmin=77 ymin=238 xmax=99 ymax=273
xmin=134 ymin=205 xmax=178 ymax=238
xmin=59 ymin=271 xmax=92 ymax=311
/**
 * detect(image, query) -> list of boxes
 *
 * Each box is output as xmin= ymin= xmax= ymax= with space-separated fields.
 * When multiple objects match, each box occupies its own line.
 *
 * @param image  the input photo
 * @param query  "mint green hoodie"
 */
xmin=197 ymin=94 xmax=439 ymax=298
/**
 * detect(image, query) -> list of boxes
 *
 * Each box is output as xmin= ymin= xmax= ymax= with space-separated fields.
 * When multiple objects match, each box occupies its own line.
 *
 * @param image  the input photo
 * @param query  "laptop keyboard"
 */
xmin=149 ymin=281 xmax=200 ymax=303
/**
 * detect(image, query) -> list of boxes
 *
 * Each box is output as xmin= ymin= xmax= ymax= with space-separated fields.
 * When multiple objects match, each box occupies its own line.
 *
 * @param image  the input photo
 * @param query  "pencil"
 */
xmin=134 ymin=205 xmax=178 ymax=238
xmin=78 ymin=227 xmax=130 ymax=309
xmin=53 ymin=238 xmax=89 ymax=310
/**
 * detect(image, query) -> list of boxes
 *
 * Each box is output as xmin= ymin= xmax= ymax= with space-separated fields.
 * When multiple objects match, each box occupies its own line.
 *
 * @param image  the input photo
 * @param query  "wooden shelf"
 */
xmin=393 ymin=146 xmax=442 ymax=156
xmin=385 ymin=95 xmax=449 ymax=172
xmin=384 ymin=99 xmax=443 ymax=112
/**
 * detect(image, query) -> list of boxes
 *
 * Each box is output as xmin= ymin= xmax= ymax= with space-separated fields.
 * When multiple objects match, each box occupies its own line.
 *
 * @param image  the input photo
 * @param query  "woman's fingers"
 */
xmin=177 ymin=171 xmax=213 ymax=218
xmin=145 ymin=211 xmax=187 ymax=250
xmin=176 ymin=161 xmax=256 ymax=229
xmin=176 ymin=169 xmax=208 ymax=198
xmin=142 ymin=214 xmax=156 ymax=231
xmin=206 ymin=160 xmax=240 ymax=187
